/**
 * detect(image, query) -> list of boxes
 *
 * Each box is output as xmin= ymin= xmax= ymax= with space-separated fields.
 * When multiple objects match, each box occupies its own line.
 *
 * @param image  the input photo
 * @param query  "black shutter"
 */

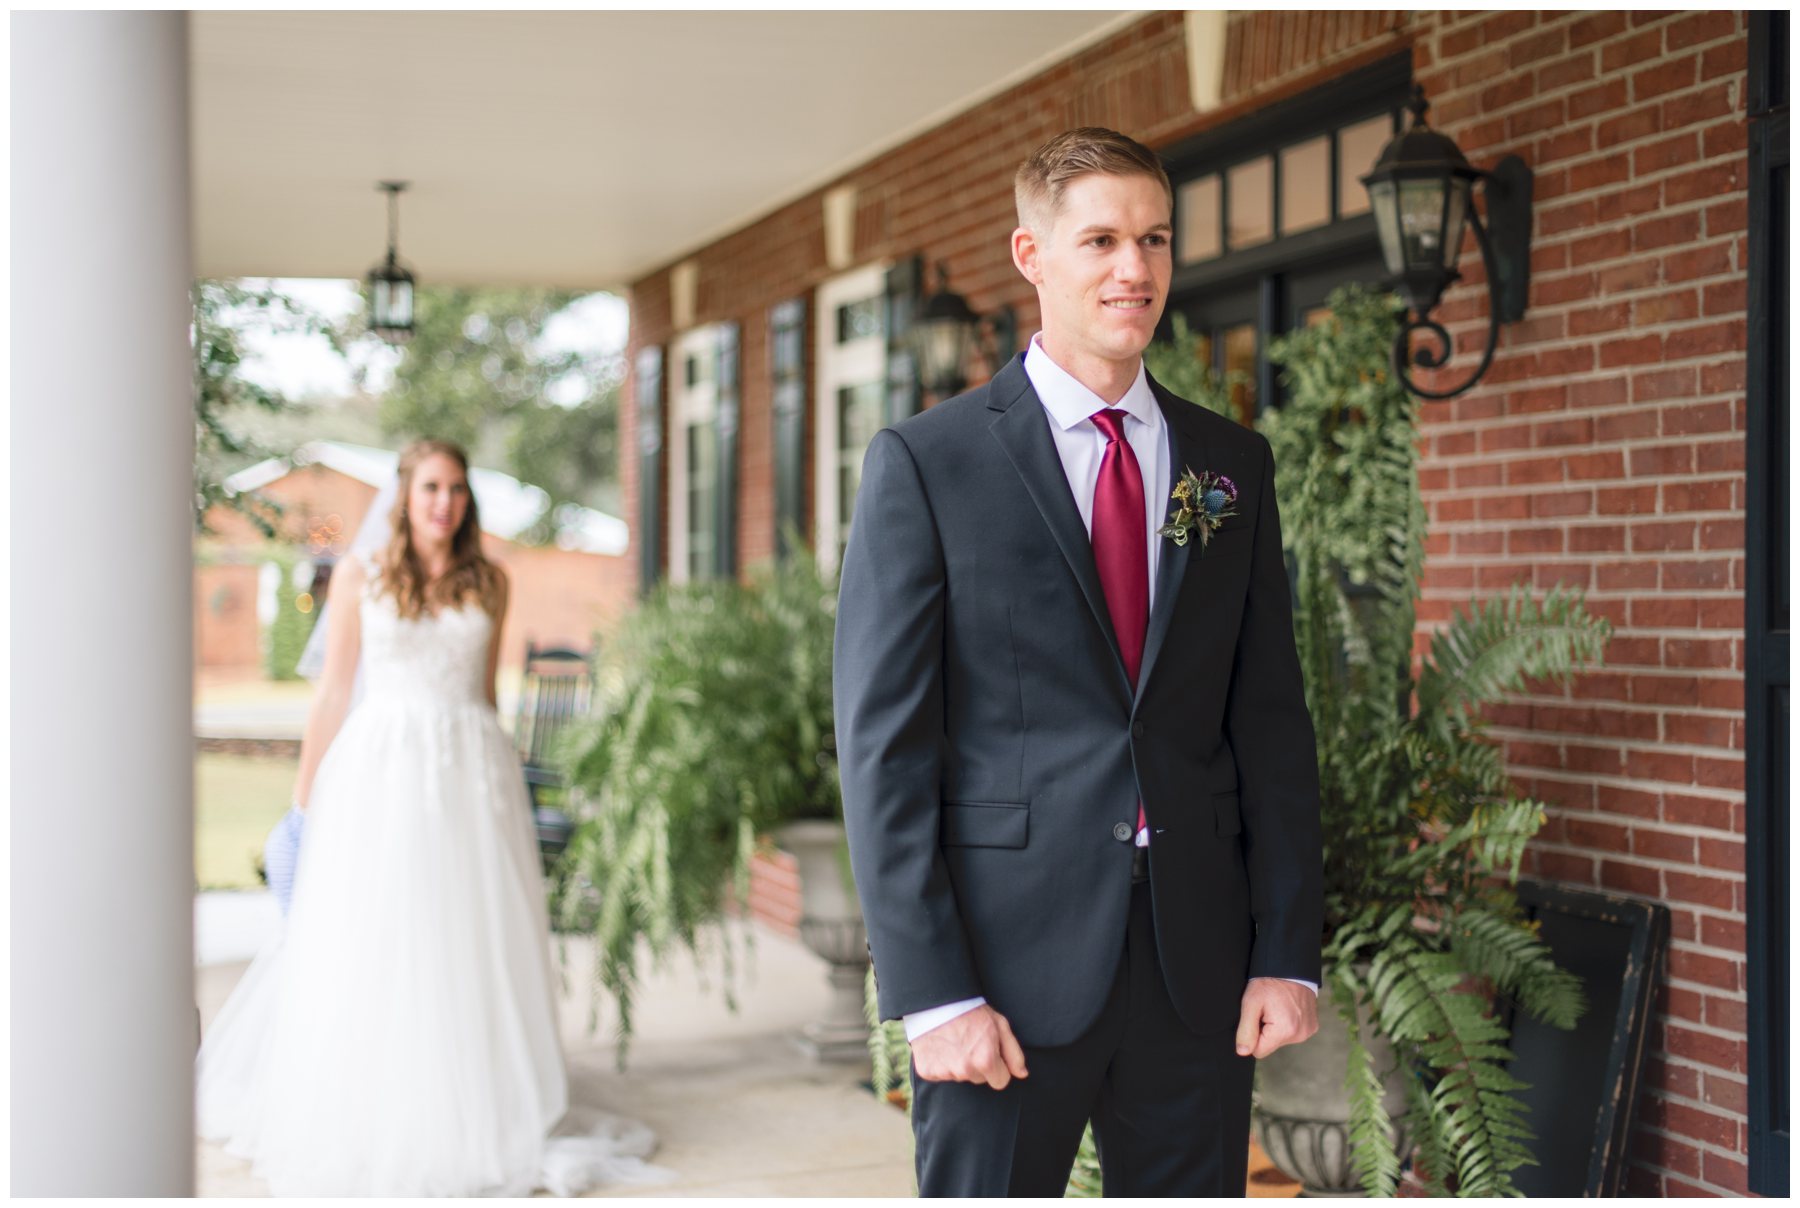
xmin=633 ymin=345 xmax=664 ymax=596
xmin=769 ymin=298 xmax=807 ymax=561
xmin=1746 ymin=9 xmax=1789 ymax=1197
xmin=713 ymin=322 xmax=741 ymax=580
xmin=884 ymin=254 xmax=923 ymax=422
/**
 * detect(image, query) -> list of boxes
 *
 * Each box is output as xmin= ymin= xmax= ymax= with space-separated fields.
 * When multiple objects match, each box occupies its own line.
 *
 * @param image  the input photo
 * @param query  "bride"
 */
xmin=198 ymin=438 xmax=664 ymax=1196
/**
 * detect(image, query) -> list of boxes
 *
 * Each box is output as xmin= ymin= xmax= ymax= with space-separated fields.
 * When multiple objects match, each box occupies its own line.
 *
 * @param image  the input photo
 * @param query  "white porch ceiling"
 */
xmin=191 ymin=10 xmax=1143 ymax=289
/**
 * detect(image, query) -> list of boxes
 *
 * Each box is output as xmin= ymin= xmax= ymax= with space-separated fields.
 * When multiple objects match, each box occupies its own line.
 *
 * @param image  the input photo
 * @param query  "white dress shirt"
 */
xmin=902 ymin=336 xmax=1313 ymax=1044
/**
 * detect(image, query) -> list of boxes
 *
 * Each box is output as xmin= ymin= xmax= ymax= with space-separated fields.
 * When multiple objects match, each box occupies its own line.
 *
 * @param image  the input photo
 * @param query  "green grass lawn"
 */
xmin=196 ymin=752 xmax=298 ymax=890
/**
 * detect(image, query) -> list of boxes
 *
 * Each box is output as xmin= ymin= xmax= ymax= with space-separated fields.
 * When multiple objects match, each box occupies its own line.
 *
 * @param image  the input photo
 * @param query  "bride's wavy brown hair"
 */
xmin=376 ymin=439 xmax=506 ymax=620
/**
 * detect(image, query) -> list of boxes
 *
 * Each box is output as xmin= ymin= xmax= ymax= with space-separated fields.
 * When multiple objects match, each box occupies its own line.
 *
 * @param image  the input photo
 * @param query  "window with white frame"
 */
xmin=669 ymin=324 xmax=722 ymax=583
xmin=813 ymin=264 xmax=888 ymax=568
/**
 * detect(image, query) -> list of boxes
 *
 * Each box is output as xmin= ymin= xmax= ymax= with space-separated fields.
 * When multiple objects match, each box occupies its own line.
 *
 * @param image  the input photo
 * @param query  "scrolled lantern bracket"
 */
xmin=1365 ymin=87 xmax=1535 ymax=402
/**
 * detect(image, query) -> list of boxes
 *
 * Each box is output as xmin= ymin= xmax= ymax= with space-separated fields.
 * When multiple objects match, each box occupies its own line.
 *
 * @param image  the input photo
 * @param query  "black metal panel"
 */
xmin=633 ymin=345 xmax=664 ymax=595
xmin=769 ymin=297 xmax=807 ymax=562
xmin=885 ymin=254 xmax=923 ymax=421
xmin=1507 ymin=881 xmax=1670 ymax=1198
xmin=1746 ymin=9 xmax=1790 ymax=1197
xmin=1255 ymin=275 xmax=1280 ymax=420
xmin=1170 ymin=213 xmax=1380 ymax=298
xmin=713 ymin=321 xmax=741 ymax=580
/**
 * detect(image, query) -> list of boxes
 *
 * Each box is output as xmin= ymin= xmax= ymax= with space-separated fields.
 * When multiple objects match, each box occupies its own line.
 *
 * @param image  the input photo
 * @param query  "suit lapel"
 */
xmin=986 ymin=358 xmax=1127 ymax=682
xmin=1135 ymin=381 xmax=1211 ymax=707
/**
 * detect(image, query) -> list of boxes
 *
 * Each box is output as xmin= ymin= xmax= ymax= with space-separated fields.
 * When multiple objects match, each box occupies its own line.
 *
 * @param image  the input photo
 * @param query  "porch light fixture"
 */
xmin=911 ymin=262 xmax=1018 ymax=397
xmin=367 ymin=181 xmax=416 ymax=344
xmin=1362 ymin=86 xmax=1533 ymax=400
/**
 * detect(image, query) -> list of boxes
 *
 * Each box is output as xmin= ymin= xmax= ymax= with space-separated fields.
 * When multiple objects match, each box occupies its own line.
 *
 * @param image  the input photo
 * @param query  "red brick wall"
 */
xmin=483 ymin=539 xmax=636 ymax=666
xmin=194 ymin=562 xmax=262 ymax=668
xmin=624 ymin=11 xmax=1756 ymax=1194
xmin=1412 ymin=11 xmax=1751 ymax=1197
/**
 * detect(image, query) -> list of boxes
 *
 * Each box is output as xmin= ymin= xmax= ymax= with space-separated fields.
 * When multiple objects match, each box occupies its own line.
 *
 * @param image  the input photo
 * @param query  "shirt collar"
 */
xmin=1023 ymin=332 xmax=1159 ymax=433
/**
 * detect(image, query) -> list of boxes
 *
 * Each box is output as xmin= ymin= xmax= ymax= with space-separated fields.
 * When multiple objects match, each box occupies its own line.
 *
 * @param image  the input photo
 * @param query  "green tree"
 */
xmin=506 ymin=368 xmax=624 ymax=521
xmin=361 ymin=286 xmax=622 ymax=519
xmin=193 ymin=279 xmax=338 ymax=534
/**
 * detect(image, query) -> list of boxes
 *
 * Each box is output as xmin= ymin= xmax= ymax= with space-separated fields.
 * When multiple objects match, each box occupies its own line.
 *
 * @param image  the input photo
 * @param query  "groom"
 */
xmin=834 ymin=128 xmax=1324 ymax=1197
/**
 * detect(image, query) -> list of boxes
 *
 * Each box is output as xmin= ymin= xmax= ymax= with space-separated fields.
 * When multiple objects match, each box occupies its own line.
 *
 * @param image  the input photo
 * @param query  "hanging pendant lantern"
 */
xmin=367 ymin=181 xmax=416 ymax=344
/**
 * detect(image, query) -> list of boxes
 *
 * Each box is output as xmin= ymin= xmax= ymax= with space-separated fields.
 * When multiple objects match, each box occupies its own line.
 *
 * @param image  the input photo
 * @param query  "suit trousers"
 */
xmin=910 ymin=878 xmax=1256 ymax=1197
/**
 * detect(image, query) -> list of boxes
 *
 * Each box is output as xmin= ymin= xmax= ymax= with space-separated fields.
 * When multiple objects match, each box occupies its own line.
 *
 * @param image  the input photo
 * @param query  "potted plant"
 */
xmin=553 ymin=549 xmax=841 ymax=1062
xmin=1247 ymin=284 xmax=1605 ymax=1196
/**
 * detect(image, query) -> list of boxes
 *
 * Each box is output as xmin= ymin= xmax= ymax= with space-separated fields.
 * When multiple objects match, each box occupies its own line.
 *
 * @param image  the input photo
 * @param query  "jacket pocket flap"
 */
xmin=1213 ymin=792 xmax=1243 ymax=836
xmin=941 ymin=801 xmax=1029 ymax=848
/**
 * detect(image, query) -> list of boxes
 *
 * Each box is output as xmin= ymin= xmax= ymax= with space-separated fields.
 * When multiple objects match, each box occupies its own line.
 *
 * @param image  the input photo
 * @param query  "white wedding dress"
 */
xmin=197 ymin=559 xmax=667 ymax=1196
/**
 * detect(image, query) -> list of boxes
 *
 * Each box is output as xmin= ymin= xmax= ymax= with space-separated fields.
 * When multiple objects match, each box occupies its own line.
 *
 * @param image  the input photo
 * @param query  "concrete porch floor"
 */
xmin=194 ymin=894 xmax=1301 ymax=1197
xmin=195 ymin=905 xmax=916 ymax=1197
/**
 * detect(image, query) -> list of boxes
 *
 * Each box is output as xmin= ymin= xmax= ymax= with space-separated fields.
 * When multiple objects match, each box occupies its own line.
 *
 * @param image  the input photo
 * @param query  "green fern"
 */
xmin=866 ymin=965 xmax=912 ymax=1106
xmin=1066 ymin=1127 xmax=1103 ymax=1197
xmin=1330 ymin=967 xmax=1404 ymax=1196
xmin=1252 ymin=284 xmax=1609 ymax=1195
xmin=1416 ymin=583 xmax=1614 ymax=744
xmin=554 ymin=554 xmax=841 ymax=1065
xmin=1346 ymin=923 xmax=1536 ymax=1196
xmin=1448 ymin=907 xmax=1586 ymax=1030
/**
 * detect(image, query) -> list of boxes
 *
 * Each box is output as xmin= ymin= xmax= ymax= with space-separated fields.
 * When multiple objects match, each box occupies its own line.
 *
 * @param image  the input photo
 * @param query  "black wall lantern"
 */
xmin=1362 ymin=86 xmax=1533 ymax=400
xmin=911 ymin=262 xmax=1018 ymax=397
xmin=367 ymin=181 xmax=416 ymax=345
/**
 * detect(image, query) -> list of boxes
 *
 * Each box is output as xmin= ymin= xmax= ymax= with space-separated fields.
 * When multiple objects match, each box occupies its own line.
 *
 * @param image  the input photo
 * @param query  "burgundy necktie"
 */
xmin=1089 ymin=408 xmax=1148 ymax=838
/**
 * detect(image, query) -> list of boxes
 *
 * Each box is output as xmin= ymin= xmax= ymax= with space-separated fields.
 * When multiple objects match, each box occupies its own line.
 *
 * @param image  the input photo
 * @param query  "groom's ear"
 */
xmin=1011 ymin=225 xmax=1043 ymax=286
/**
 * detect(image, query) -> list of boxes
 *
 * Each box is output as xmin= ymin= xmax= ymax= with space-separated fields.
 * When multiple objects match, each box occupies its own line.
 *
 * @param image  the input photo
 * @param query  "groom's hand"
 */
xmin=911 ymin=1004 xmax=1030 ymax=1089
xmin=1236 ymin=978 xmax=1319 ymax=1058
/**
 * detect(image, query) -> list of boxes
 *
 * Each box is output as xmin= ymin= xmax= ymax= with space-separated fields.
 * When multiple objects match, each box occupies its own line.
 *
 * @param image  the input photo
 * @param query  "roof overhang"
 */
xmin=191 ymin=10 xmax=1145 ymax=289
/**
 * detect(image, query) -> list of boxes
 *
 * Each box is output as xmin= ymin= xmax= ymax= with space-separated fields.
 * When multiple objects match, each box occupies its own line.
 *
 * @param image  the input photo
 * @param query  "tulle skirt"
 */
xmin=197 ymin=696 xmax=663 ymax=1196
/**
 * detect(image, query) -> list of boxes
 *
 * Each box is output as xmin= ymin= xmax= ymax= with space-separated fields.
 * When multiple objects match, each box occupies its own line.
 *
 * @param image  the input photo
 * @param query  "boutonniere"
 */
xmin=1157 ymin=467 xmax=1238 ymax=551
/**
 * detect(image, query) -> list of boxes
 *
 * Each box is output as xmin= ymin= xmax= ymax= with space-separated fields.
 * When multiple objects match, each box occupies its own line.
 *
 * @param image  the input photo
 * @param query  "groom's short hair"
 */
xmin=1014 ymin=127 xmax=1173 ymax=234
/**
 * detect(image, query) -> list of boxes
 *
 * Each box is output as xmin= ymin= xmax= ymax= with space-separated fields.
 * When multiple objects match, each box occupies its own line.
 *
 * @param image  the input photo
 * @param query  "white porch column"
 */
xmin=12 ymin=13 xmax=196 ymax=1196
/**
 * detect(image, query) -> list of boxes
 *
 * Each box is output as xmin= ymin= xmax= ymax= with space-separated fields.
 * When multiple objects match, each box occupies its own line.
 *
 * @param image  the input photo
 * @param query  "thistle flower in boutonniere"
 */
xmin=1157 ymin=467 xmax=1238 ymax=551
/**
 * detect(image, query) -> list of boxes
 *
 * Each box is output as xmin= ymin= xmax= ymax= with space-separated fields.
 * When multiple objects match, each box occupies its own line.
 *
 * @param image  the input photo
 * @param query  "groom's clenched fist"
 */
xmin=1235 ymin=977 xmax=1319 ymax=1058
xmin=912 ymin=1004 xmax=1031 ymax=1089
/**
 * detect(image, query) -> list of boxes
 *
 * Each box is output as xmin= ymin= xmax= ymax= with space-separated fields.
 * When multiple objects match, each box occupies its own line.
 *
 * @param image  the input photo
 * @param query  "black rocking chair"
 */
xmin=512 ymin=641 xmax=592 ymax=870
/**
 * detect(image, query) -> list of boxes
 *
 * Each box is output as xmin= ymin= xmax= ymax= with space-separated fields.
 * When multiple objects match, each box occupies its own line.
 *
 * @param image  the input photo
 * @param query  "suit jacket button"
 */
xmin=1131 ymin=719 xmax=1147 ymax=738
xmin=1112 ymin=821 xmax=1133 ymax=842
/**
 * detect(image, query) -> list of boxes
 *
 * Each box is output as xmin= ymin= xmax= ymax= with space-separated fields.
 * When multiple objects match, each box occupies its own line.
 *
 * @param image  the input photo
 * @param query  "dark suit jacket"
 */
xmin=833 ymin=356 xmax=1323 ymax=1047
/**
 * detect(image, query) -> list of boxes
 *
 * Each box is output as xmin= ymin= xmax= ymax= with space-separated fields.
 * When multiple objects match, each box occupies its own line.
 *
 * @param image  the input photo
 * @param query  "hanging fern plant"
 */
xmin=1260 ymin=284 xmax=1606 ymax=1196
xmin=554 ymin=551 xmax=841 ymax=1062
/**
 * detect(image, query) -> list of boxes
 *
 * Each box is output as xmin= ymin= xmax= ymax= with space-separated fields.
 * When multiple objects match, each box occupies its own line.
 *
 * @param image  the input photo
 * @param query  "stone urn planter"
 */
xmin=1252 ymin=980 xmax=1412 ymax=1196
xmin=776 ymin=819 xmax=869 ymax=1066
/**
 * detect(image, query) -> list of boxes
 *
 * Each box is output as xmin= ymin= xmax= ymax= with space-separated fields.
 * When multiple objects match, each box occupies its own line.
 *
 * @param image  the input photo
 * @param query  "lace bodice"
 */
xmin=356 ymin=560 xmax=493 ymax=706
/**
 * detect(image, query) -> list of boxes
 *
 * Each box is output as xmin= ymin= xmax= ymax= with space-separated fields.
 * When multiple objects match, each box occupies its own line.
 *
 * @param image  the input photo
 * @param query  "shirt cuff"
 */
xmin=1268 ymin=977 xmax=1318 ymax=995
xmin=903 ymin=997 xmax=987 ymax=1043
